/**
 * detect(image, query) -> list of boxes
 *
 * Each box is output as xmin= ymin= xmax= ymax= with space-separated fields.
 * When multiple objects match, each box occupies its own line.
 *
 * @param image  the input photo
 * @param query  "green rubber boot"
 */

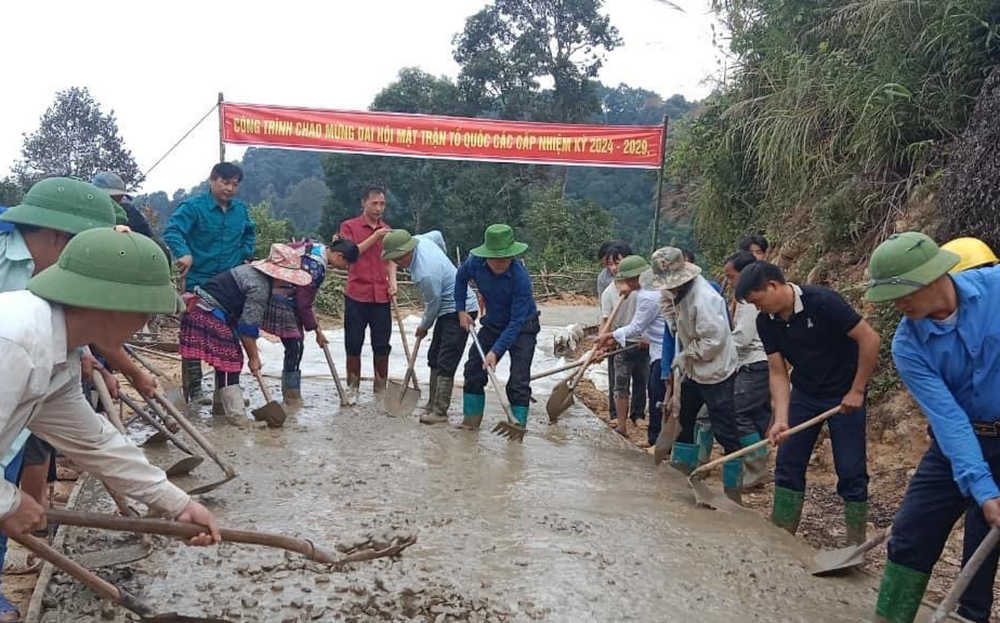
xmin=695 ymin=420 xmax=713 ymax=465
xmin=511 ymin=405 xmax=529 ymax=428
xmin=281 ymin=370 xmax=302 ymax=403
xmin=461 ymin=392 xmax=485 ymax=429
xmin=722 ymin=459 xmax=743 ymax=505
xmin=669 ymin=442 xmax=700 ymax=475
xmin=424 ymin=369 xmax=439 ymax=412
xmin=740 ymin=433 xmax=769 ymax=488
xmin=420 ymin=375 xmax=452 ymax=425
xmin=875 ymin=561 xmax=930 ymax=623
xmin=771 ymin=486 xmax=805 ymax=535
xmin=845 ymin=500 xmax=868 ymax=546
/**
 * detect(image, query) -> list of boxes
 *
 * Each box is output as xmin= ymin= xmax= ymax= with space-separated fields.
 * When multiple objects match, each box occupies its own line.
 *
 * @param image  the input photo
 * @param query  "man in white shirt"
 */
xmin=597 ymin=255 xmax=671 ymax=446
xmin=651 ymin=247 xmax=742 ymax=499
xmin=723 ymin=250 xmax=772 ymax=488
xmin=0 ymin=227 xmax=219 ymax=544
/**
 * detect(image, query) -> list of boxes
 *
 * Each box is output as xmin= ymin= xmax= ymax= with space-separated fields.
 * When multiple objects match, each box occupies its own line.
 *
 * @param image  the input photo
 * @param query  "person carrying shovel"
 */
xmin=865 ymin=232 xmax=1000 ymax=623
xmin=262 ymin=237 xmax=359 ymax=402
xmin=736 ymin=260 xmax=880 ymax=544
xmin=0 ymin=228 xmax=221 ymax=553
xmin=595 ymin=255 xmax=669 ymax=445
xmin=651 ymin=247 xmax=743 ymax=500
xmin=178 ymin=243 xmax=312 ymax=424
xmin=454 ymin=224 xmax=539 ymax=430
xmin=380 ymin=229 xmax=479 ymax=425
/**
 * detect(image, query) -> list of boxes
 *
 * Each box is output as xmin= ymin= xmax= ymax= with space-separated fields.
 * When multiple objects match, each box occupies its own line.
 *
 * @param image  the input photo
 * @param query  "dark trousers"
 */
xmin=676 ymin=372 xmax=741 ymax=455
xmin=281 ymin=337 xmax=304 ymax=372
xmin=464 ymin=315 xmax=539 ymax=407
xmin=344 ymin=296 xmax=391 ymax=357
xmin=774 ymin=389 xmax=868 ymax=501
xmin=888 ymin=439 xmax=1000 ymax=622
xmin=608 ymin=358 xmax=617 ymax=419
xmin=646 ymin=359 xmax=666 ymax=446
xmin=735 ymin=362 xmax=772 ymax=438
xmin=428 ymin=312 xmax=474 ymax=377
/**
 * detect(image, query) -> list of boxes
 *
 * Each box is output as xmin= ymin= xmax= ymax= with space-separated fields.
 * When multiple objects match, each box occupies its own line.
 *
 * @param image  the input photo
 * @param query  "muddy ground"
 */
xmin=29 ymin=307 xmax=957 ymax=622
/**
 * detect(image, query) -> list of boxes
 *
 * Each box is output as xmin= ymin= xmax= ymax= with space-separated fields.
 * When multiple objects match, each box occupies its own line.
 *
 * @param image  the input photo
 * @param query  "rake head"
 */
xmin=492 ymin=420 xmax=526 ymax=442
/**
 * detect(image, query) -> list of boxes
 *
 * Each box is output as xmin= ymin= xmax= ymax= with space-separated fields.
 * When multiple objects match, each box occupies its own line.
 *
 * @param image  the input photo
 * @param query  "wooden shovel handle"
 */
xmin=570 ymin=292 xmax=628 ymax=387
xmin=467 ymin=326 xmax=515 ymax=423
xmin=932 ymin=526 xmax=1000 ymax=622
xmin=46 ymin=508 xmax=340 ymax=565
xmin=391 ymin=296 xmax=420 ymax=391
xmin=320 ymin=343 xmax=348 ymax=405
xmin=119 ymin=393 xmax=197 ymax=456
xmin=253 ymin=370 xmax=275 ymax=403
xmin=399 ymin=335 xmax=424 ymax=393
xmin=531 ymin=344 xmax=639 ymax=381
xmin=11 ymin=533 xmax=152 ymax=616
xmin=123 ymin=343 xmax=168 ymax=379
xmin=690 ymin=405 xmax=841 ymax=478
xmin=154 ymin=391 xmax=237 ymax=479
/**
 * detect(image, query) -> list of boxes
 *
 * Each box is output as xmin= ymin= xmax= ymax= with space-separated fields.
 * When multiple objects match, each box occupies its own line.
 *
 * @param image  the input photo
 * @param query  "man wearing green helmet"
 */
xmin=0 ymin=228 xmax=220 ymax=554
xmin=866 ymin=232 xmax=1000 ymax=623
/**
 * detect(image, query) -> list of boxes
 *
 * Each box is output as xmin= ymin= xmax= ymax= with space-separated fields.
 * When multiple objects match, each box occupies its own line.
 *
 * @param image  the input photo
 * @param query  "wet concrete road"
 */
xmin=42 ymin=374 xmax=902 ymax=623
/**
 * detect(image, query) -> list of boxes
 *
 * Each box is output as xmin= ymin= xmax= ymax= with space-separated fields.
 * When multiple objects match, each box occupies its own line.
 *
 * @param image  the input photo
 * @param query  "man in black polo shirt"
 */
xmin=737 ymin=261 xmax=880 ymax=545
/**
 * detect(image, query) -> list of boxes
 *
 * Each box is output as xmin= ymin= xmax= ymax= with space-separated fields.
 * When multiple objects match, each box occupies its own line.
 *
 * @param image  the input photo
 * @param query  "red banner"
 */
xmin=221 ymin=102 xmax=664 ymax=169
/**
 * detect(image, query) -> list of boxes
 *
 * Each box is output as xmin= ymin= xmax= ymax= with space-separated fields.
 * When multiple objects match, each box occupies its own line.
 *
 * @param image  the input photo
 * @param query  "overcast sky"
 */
xmin=1 ymin=0 xmax=720 ymax=195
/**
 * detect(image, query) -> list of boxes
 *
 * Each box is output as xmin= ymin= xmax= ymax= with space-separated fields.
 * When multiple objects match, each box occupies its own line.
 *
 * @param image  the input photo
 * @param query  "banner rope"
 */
xmin=140 ymin=102 xmax=219 ymax=183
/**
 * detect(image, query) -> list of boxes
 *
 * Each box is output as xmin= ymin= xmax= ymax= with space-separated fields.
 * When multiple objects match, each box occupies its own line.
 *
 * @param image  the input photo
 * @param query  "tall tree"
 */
xmin=15 ymin=87 xmax=143 ymax=188
xmin=453 ymin=0 xmax=622 ymax=123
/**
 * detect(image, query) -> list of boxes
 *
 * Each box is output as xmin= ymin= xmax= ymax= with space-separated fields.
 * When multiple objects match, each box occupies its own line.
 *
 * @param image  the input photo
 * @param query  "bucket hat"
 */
xmin=27 ymin=229 xmax=181 ymax=313
xmin=615 ymin=255 xmax=651 ymax=280
xmin=251 ymin=243 xmax=312 ymax=286
xmin=470 ymin=224 xmax=528 ymax=258
xmin=1 ymin=177 xmax=117 ymax=234
xmin=381 ymin=229 xmax=418 ymax=261
xmin=865 ymin=232 xmax=959 ymax=302
xmin=940 ymin=237 xmax=998 ymax=273
xmin=91 ymin=172 xmax=130 ymax=198
xmin=650 ymin=246 xmax=702 ymax=290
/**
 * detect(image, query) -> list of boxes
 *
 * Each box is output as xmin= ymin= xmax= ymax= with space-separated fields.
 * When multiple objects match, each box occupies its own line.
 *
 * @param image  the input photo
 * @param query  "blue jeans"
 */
xmin=0 ymin=448 xmax=26 ymax=582
xmin=888 ymin=438 xmax=1000 ymax=623
xmin=774 ymin=389 xmax=868 ymax=502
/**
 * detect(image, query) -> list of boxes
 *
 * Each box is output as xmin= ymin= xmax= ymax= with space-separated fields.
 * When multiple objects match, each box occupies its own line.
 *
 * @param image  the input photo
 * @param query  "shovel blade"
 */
xmin=385 ymin=380 xmax=420 ymax=417
xmin=141 ymin=431 xmax=168 ymax=446
xmin=185 ymin=474 xmax=237 ymax=496
xmin=689 ymin=476 xmax=741 ymax=511
xmin=252 ymin=401 xmax=286 ymax=428
xmin=546 ymin=379 xmax=575 ymax=423
xmin=164 ymin=455 xmax=204 ymax=477
xmin=810 ymin=547 xmax=867 ymax=576
xmin=653 ymin=415 xmax=680 ymax=465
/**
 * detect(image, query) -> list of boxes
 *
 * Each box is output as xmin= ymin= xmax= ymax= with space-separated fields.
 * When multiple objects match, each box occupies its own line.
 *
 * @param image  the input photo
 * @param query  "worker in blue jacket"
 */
xmin=454 ymin=224 xmax=539 ymax=431
xmin=866 ymin=232 xmax=1000 ymax=623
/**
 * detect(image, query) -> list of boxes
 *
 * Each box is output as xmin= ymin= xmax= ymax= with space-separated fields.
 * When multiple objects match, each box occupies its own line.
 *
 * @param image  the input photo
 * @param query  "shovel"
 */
xmin=120 ymin=394 xmax=198 ymax=458
xmin=653 ymin=366 xmax=684 ymax=465
xmin=251 ymin=370 xmax=286 ymax=427
xmin=47 ymin=508 xmax=418 ymax=567
xmin=11 ymin=533 xmax=231 ymax=623
xmin=391 ymin=296 xmax=420 ymax=392
xmin=811 ymin=524 xmax=891 ymax=576
xmin=123 ymin=343 xmax=186 ymax=410
xmin=547 ymin=291 xmax=628 ymax=423
xmin=153 ymin=391 xmax=237 ymax=495
xmin=140 ymin=394 xmax=183 ymax=446
xmin=468 ymin=325 xmax=525 ymax=442
xmin=530 ymin=343 xmax=640 ymax=381
xmin=320 ymin=342 xmax=351 ymax=406
xmin=687 ymin=405 xmax=841 ymax=510
xmin=931 ymin=525 xmax=1000 ymax=622
xmin=386 ymin=335 xmax=423 ymax=417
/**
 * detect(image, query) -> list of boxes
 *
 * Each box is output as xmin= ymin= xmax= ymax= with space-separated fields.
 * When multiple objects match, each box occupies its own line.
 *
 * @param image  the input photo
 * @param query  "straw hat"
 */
xmin=251 ymin=243 xmax=312 ymax=286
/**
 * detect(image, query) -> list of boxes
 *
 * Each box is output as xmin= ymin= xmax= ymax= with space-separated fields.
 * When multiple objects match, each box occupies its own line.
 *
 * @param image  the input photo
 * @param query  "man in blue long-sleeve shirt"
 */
xmin=164 ymin=162 xmax=256 ymax=403
xmin=866 ymin=232 xmax=1000 ymax=623
xmin=454 ymin=224 xmax=539 ymax=430
xmin=382 ymin=229 xmax=479 ymax=425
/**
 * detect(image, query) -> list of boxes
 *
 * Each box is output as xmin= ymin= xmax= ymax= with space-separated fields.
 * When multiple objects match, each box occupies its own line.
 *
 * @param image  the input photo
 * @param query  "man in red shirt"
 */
xmin=339 ymin=186 xmax=398 ymax=398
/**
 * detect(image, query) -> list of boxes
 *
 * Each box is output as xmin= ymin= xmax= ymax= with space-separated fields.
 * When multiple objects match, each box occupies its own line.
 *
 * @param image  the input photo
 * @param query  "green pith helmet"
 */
xmin=381 ymin=229 xmax=418 ymax=261
xmin=470 ymin=224 xmax=528 ymax=258
xmin=0 ymin=177 xmax=117 ymax=234
xmin=616 ymin=255 xmax=651 ymax=280
xmin=28 ymin=229 xmax=181 ymax=313
xmin=865 ymin=232 xmax=960 ymax=302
